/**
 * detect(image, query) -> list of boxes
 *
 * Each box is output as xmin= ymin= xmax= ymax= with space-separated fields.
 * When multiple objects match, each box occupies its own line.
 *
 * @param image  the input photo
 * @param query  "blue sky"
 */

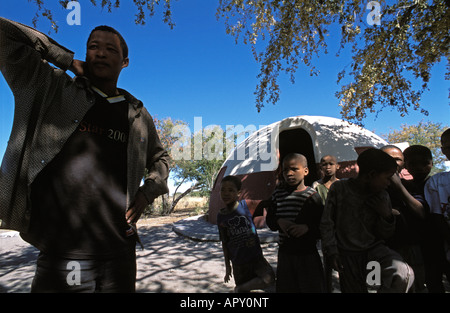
xmin=0 ymin=0 xmax=449 ymax=191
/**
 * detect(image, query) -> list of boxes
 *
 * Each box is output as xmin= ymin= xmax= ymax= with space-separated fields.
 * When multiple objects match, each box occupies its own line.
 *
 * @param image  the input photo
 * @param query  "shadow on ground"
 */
xmin=135 ymin=224 xmax=278 ymax=293
xmin=1 ymin=224 xmax=448 ymax=293
xmin=0 ymin=237 xmax=39 ymax=293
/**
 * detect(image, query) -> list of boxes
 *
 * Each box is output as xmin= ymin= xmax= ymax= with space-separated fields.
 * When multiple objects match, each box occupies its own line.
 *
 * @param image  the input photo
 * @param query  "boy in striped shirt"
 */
xmin=266 ymin=153 xmax=325 ymax=292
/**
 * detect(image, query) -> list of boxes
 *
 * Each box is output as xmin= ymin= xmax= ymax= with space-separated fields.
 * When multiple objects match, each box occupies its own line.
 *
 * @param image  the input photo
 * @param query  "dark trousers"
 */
xmin=338 ymin=244 xmax=414 ymax=293
xmin=31 ymin=251 xmax=136 ymax=293
xmin=423 ymin=243 xmax=450 ymax=293
xmin=276 ymin=249 xmax=326 ymax=293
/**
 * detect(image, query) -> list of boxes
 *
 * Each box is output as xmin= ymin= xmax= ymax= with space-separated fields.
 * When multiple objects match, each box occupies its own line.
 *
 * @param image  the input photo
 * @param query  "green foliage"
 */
xmin=153 ymin=116 xmax=188 ymax=170
xmin=217 ymin=0 xmax=450 ymax=125
xmin=335 ymin=1 xmax=449 ymax=125
xmin=152 ymin=118 xmax=229 ymax=213
xmin=383 ymin=120 xmax=449 ymax=173
xmin=171 ymin=125 xmax=227 ymax=195
xmin=29 ymin=0 xmax=175 ymax=32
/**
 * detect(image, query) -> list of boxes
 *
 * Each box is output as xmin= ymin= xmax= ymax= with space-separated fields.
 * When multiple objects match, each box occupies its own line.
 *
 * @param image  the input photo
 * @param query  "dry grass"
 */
xmin=177 ymin=196 xmax=208 ymax=208
xmin=152 ymin=196 xmax=208 ymax=210
xmin=138 ymin=196 xmax=208 ymax=227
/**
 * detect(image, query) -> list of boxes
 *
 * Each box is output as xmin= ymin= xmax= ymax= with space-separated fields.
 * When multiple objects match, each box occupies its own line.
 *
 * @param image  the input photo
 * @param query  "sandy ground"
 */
xmin=1 ymin=210 xmax=447 ymax=294
xmin=0 ymin=211 xmax=278 ymax=293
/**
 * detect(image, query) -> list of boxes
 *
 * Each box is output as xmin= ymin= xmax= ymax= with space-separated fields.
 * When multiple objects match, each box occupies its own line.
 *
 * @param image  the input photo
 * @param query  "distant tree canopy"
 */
xmin=383 ymin=121 xmax=449 ymax=174
xmin=30 ymin=0 xmax=449 ymax=125
xmin=153 ymin=117 xmax=226 ymax=214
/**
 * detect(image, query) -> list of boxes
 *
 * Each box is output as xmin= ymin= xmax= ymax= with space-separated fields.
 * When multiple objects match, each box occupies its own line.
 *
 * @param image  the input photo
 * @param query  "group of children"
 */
xmin=217 ymin=129 xmax=450 ymax=293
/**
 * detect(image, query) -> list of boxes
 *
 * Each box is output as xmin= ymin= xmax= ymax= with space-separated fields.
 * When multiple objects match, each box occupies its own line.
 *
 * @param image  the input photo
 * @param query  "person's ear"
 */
xmin=304 ymin=166 xmax=309 ymax=176
xmin=122 ymin=57 xmax=129 ymax=69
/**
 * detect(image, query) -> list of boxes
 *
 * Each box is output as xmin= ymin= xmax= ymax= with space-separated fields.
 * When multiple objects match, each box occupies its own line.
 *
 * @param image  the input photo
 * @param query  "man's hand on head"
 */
xmin=69 ymin=59 xmax=86 ymax=77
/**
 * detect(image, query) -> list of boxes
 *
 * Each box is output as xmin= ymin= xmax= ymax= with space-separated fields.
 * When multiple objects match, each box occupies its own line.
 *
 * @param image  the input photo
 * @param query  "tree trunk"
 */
xmin=160 ymin=193 xmax=170 ymax=215
xmin=167 ymin=182 xmax=201 ymax=215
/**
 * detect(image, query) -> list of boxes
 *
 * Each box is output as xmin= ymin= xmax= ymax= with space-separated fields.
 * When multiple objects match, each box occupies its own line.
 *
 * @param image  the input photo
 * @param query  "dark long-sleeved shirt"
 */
xmin=320 ymin=179 xmax=396 ymax=256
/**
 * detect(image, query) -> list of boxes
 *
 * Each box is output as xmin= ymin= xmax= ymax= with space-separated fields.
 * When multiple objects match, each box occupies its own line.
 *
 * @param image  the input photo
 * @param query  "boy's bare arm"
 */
xmin=218 ymin=226 xmax=232 ymax=282
xmin=222 ymin=243 xmax=232 ymax=283
xmin=276 ymin=218 xmax=295 ymax=236
xmin=390 ymin=173 xmax=426 ymax=218
xmin=287 ymin=224 xmax=309 ymax=238
xmin=277 ymin=218 xmax=309 ymax=238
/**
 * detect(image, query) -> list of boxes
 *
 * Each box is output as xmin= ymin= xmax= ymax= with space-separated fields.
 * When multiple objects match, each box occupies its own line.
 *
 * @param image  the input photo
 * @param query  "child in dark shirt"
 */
xmin=320 ymin=148 xmax=414 ymax=293
xmin=382 ymin=145 xmax=429 ymax=292
xmin=266 ymin=153 xmax=325 ymax=293
xmin=402 ymin=145 xmax=434 ymax=292
xmin=217 ymin=175 xmax=275 ymax=292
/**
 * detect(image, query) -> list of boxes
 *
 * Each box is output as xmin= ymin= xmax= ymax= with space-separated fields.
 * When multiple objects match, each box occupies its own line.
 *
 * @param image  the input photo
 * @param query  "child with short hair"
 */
xmin=320 ymin=148 xmax=414 ymax=293
xmin=312 ymin=154 xmax=340 ymax=292
xmin=217 ymin=175 xmax=275 ymax=292
xmin=424 ymin=129 xmax=450 ymax=292
xmin=266 ymin=153 xmax=325 ymax=293
xmin=312 ymin=155 xmax=340 ymax=205
xmin=383 ymin=145 xmax=430 ymax=292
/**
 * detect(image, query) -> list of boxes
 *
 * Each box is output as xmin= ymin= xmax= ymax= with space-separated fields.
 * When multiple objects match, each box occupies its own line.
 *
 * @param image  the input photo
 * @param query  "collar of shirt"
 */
xmin=91 ymin=86 xmax=126 ymax=104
